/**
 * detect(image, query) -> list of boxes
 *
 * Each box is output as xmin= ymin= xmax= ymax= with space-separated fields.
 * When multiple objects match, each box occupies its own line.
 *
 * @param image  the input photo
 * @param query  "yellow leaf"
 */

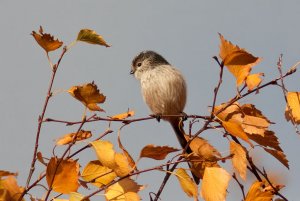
xmin=69 ymin=192 xmax=89 ymax=201
xmin=56 ymin=130 xmax=92 ymax=145
xmin=90 ymin=140 xmax=116 ymax=169
xmin=264 ymin=148 xmax=289 ymax=169
xmin=111 ymin=110 xmax=135 ymax=120
xmin=285 ymin=91 xmax=300 ymax=124
xmin=77 ymin=29 xmax=111 ymax=47
xmin=175 ymin=168 xmax=198 ymax=198
xmin=105 ymin=178 xmax=143 ymax=201
xmin=214 ymin=102 xmax=241 ymax=122
xmin=81 ymin=160 xmax=117 ymax=188
xmin=31 ymin=26 xmax=63 ymax=52
xmin=46 ymin=157 xmax=79 ymax=194
xmin=245 ymin=73 xmax=264 ymax=91
xmin=112 ymin=153 xmax=132 ymax=177
xmin=219 ymin=33 xmax=261 ymax=86
xmin=139 ymin=144 xmax=179 ymax=160
xmin=0 ymin=176 xmax=25 ymax=201
xmin=230 ymin=141 xmax=247 ymax=180
xmin=222 ymin=121 xmax=253 ymax=147
xmin=117 ymin=130 xmax=136 ymax=170
xmin=200 ymin=167 xmax=231 ymax=201
xmin=245 ymin=181 xmax=274 ymax=201
xmin=68 ymin=82 xmax=106 ymax=112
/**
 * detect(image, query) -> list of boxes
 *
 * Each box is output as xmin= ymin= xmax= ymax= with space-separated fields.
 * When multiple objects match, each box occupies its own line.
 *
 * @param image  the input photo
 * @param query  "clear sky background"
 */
xmin=1 ymin=1 xmax=300 ymax=200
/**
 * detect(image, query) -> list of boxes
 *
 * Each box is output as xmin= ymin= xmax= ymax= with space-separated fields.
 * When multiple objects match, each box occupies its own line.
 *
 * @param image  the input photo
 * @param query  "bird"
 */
xmin=130 ymin=50 xmax=199 ymax=184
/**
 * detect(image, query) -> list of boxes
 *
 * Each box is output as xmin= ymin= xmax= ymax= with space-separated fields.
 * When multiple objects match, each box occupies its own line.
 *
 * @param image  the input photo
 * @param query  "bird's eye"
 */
xmin=137 ymin=62 xmax=142 ymax=67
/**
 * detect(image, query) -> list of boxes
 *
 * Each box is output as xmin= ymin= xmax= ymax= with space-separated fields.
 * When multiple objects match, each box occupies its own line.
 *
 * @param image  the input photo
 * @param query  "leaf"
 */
xmin=81 ymin=160 xmax=117 ymax=188
xmin=77 ymin=29 xmax=111 ymax=47
xmin=264 ymin=148 xmax=289 ymax=169
xmin=46 ymin=157 xmax=79 ymax=194
xmin=245 ymin=181 xmax=274 ymax=201
xmin=31 ymin=26 xmax=63 ymax=52
xmin=105 ymin=178 xmax=144 ymax=201
xmin=90 ymin=140 xmax=116 ymax=169
xmin=200 ymin=167 xmax=231 ymax=201
xmin=222 ymin=120 xmax=253 ymax=147
xmin=219 ymin=33 xmax=261 ymax=86
xmin=111 ymin=110 xmax=135 ymax=120
xmin=69 ymin=192 xmax=89 ymax=201
xmin=68 ymin=82 xmax=106 ymax=112
xmin=245 ymin=73 xmax=264 ymax=91
xmin=175 ymin=168 xmax=198 ymax=198
xmin=285 ymin=91 xmax=300 ymax=124
xmin=56 ymin=130 xmax=92 ymax=145
xmin=0 ymin=170 xmax=17 ymax=177
xmin=139 ymin=144 xmax=179 ymax=160
xmin=247 ymin=130 xmax=282 ymax=151
xmin=0 ymin=176 xmax=25 ymax=201
xmin=112 ymin=153 xmax=132 ymax=177
xmin=230 ymin=141 xmax=247 ymax=180
xmin=118 ymin=130 xmax=136 ymax=171
xmin=37 ymin=151 xmax=47 ymax=166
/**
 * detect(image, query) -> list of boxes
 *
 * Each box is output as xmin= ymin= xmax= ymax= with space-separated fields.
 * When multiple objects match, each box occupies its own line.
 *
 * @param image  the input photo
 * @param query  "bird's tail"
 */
xmin=169 ymin=118 xmax=200 ymax=184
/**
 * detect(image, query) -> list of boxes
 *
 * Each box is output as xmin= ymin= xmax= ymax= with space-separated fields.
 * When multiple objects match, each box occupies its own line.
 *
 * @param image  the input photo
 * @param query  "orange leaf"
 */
xmin=175 ymin=168 xmax=198 ymax=198
xmin=200 ymin=167 xmax=231 ymax=201
xmin=0 ymin=170 xmax=17 ymax=177
xmin=31 ymin=26 xmax=63 ymax=52
xmin=0 ymin=176 xmax=25 ymax=201
xmin=56 ymin=130 xmax=92 ymax=145
xmin=264 ymin=148 xmax=289 ymax=169
xmin=230 ymin=141 xmax=247 ymax=180
xmin=46 ymin=157 xmax=79 ymax=194
xmin=219 ymin=33 xmax=261 ymax=86
xmin=111 ymin=110 xmax=135 ymax=120
xmin=245 ymin=181 xmax=274 ymax=201
xmin=77 ymin=29 xmax=111 ymax=47
xmin=68 ymin=82 xmax=106 ymax=112
xmin=222 ymin=121 xmax=253 ymax=147
xmin=285 ymin=91 xmax=300 ymax=124
xmin=139 ymin=144 xmax=179 ymax=160
xmin=245 ymin=73 xmax=264 ymax=91
xmin=81 ymin=160 xmax=116 ymax=187
xmin=37 ymin=151 xmax=47 ymax=166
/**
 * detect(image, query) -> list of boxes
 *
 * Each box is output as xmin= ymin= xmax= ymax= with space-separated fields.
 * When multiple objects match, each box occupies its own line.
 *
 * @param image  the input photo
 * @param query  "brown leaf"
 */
xmin=68 ymin=82 xmax=106 ymax=112
xmin=46 ymin=157 xmax=79 ymax=194
xmin=219 ymin=33 xmax=261 ymax=86
xmin=77 ymin=29 xmax=111 ymax=47
xmin=111 ymin=110 xmax=135 ymax=120
xmin=56 ymin=130 xmax=92 ymax=145
xmin=200 ymin=167 xmax=231 ymax=201
xmin=175 ymin=168 xmax=198 ymax=198
xmin=81 ymin=160 xmax=116 ymax=187
xmin=264 ymin=148 xmax=289 ymax=169
xmin=247 ymin=130 xmax=282 ymax=151
xmin=0 ymin=170 xmax=18 ymax=177
xmin=245 ymin=73 xmax=264 ymax=91
xmin=139 ymin=144 xmax=179 ymax=160
xmin=285 ymin=91 xmax=300 ymax=124
xmin=31 ymin=26 xmax=63 ymax=52
xmin=37 ymin=152 xmax=47 ymax=166
xmin=230 ymin=141 xmax=247 ymax=180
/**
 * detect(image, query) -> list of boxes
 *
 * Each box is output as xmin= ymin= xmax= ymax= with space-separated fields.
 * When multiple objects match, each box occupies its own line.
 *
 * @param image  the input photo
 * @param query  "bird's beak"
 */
xmin=130 ymin=70 xmax=134 ymax=75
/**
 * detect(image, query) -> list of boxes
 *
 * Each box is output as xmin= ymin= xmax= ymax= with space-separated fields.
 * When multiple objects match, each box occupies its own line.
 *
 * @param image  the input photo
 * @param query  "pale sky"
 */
xmin=1 ymin=1 xmax=300 ymax=200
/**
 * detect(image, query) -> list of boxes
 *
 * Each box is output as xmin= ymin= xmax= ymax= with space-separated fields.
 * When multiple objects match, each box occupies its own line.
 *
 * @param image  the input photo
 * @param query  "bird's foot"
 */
xmin=150 ymin=113 xmax=162 ymax=122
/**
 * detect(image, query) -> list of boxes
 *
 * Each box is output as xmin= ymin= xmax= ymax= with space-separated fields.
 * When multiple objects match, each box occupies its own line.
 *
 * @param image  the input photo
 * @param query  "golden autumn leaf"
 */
xmin=46 ymin=157 xmax=79 ymax=194
xmin=0 ymin=176 xmax=25 ymax=201
xmin=200 ymin=167 xmax=231 ymax=201
xmin=56 ymin=130 xmax=92 ymax=145
xmin=245 ymin=73 xmax=264 ymax=91
xmin=0 ymin=170 xmax=17 ymax=177
xmin=264 ymin=148 xmax=289 ymax=169
xmin=245 ymin=181 xmax=274 ymax=201
xmin=219 ymin=33 xmax=262 ymax=86
xmin=222 ymin=120 xmax=253 ymax=147
xmin=139 ymin=144 xmax=179 ymax=160
xmin=105 ymin=178 xmax=143 ymax=201
xmin=111 ymin=110 xmax=135 ymax=120
xmin=77 ymin=29 xmax=111 ymax=47
xmin=175 ymin=168 xmax=198 ymax=199
xmin=31 ymin=26 xmax=63 ymax=52
xmin=285 ymin=92 xmax=300 ymax=124
xmin=230 ymin=141 xmax=247 ymax=180
xmin=69 ymin=192 xmax=89 ymax=201
xmin=68 ymin=82 xmax=106 ymax=112
xmin=247 ymin=130 xmax=282 ymax=151
xmin=112 ymin=153 xmax=133 ymax=177
xmin=81 ymin=160 xmax=117 ymax=188
xmin=90 ymin=140 xmax=116 ymax=168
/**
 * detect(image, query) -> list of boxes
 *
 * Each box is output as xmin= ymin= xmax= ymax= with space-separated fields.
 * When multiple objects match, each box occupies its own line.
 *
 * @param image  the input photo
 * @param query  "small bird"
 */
xmin=130 ymin=50 xmax=199 ymax=183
